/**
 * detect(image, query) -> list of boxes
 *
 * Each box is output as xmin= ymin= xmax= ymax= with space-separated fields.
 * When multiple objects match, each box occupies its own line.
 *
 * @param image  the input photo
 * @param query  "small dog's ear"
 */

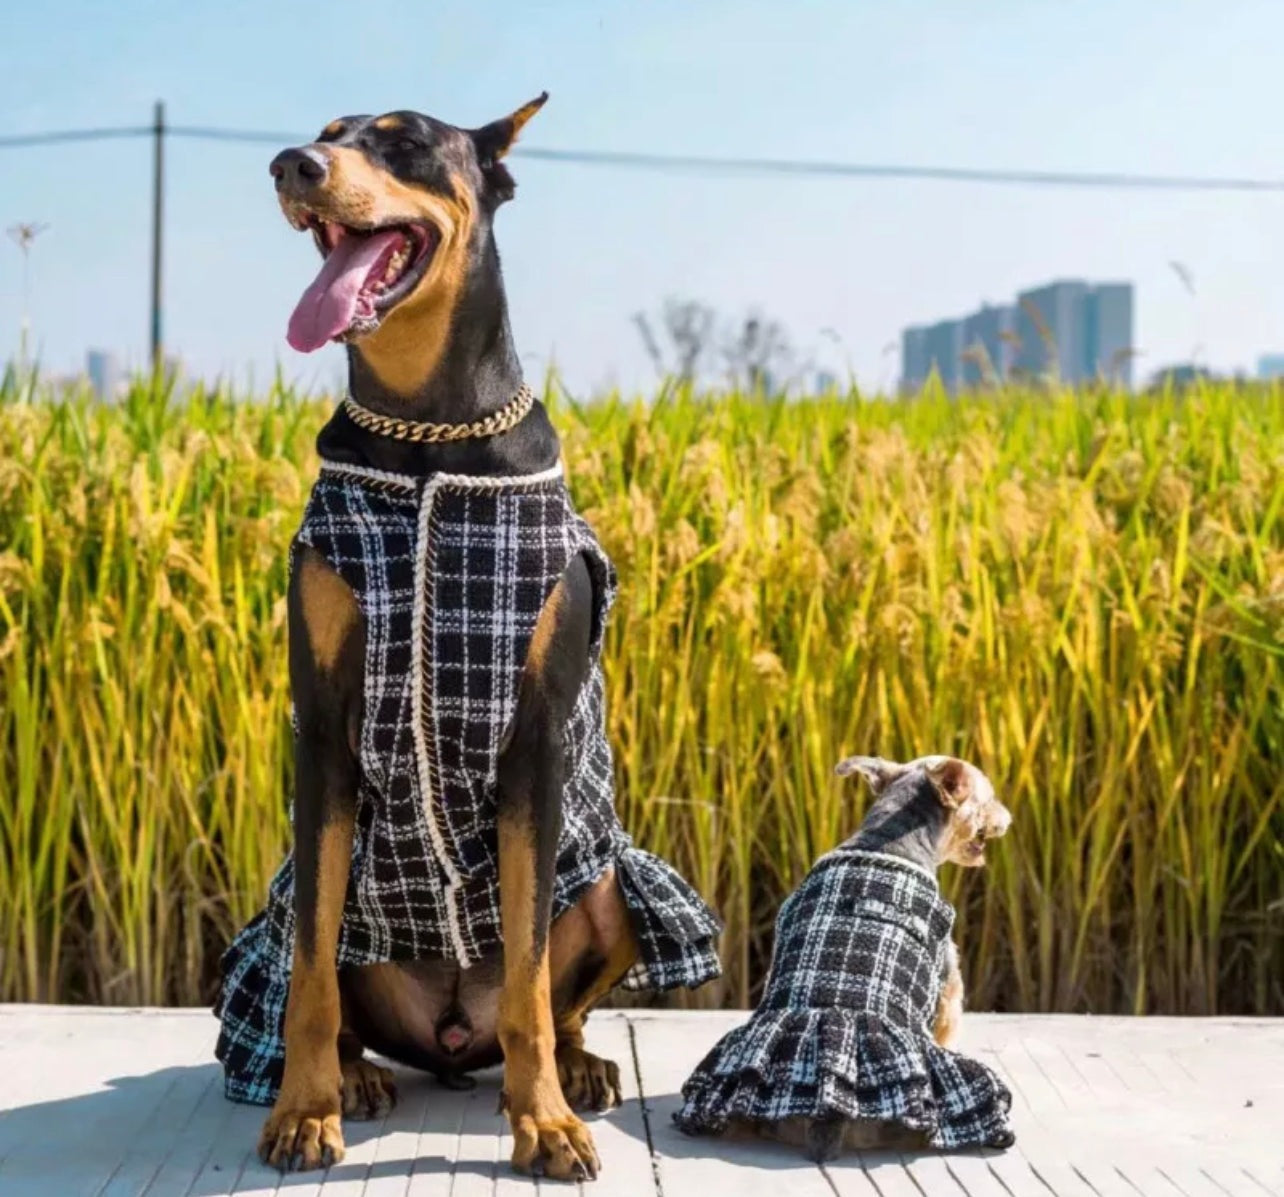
xmin=925 ymin=757 xmax=971 ymax=808
xmin=835 ymin=756 xmax=905 ymax=795
xmin=470 ymin=92 xmax=548 ymax=201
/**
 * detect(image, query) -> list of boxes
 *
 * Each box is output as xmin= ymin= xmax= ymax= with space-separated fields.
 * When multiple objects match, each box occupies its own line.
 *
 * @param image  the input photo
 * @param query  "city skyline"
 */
xmin=902 ymin=279 xmax=1135 ymax=393
xmin=11 ymin=248 xmax=1280 ymax=397
xmin=36 ymin=325 xmax=1284 ymax=402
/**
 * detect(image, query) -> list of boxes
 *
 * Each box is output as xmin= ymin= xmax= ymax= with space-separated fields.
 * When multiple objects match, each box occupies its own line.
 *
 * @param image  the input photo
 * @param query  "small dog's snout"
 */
xmin=269 ymin=146 xmax=328 ymax=192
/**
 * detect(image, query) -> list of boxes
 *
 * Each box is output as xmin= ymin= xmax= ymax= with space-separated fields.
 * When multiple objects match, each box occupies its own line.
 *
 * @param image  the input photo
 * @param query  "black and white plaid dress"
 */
xmin=674 ymin=848 xmax=1011 ymax=1149
xmin=215 ymin=460 xmax=721 ymax=1105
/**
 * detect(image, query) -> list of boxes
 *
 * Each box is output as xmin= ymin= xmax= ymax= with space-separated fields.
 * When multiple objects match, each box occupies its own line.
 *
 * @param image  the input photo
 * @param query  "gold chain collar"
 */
xmin=341 ymin=383 xmax=536 ymax=444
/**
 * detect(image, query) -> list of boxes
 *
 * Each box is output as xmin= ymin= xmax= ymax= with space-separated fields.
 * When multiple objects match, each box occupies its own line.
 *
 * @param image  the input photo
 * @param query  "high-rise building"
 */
xmin=903 ymin=279 xmax=1134 ymax=393
xmin=922 ymin=319 xmax=963 ymax=392
xmin=1085 ymin=283 xmax=1134 ymax=388
xmin=960 ymin=304 xmax=1015 ymax=387
xmin=901 ymin=325 xmax=930 ymax=394
xmin=903 ymin=321 xmax=967 ymax=393
xmin=1012 ymin=280 xmax=1090 ymax=383
xmin=903 ymin=319 xmax=966 ymax=393
xmin=85 ymin=349 xmax=121 ymax=402
xmin=1012 ymin=280 xmax=1134 ymax=386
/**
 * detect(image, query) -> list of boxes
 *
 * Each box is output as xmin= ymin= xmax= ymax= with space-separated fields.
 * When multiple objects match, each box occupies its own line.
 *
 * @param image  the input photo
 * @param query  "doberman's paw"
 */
xmin=556 ymin=1043 xmax=623 ymax=1113
xmin=257 ymin=1102 xmax=345 ymax=1172
xmin=340 ymin=1056 xmax=398 ymax=1121
xmin=505 ymin=1098 xmax=601 ymax=1181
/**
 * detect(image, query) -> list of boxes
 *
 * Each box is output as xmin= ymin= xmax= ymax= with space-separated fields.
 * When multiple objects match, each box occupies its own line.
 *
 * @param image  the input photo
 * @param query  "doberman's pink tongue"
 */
xmin=286 ymin=229 xmax=403 ymax=353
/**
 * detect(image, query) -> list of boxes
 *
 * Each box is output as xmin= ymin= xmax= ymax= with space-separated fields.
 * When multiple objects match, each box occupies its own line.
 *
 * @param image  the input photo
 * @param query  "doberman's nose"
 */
xmin=269 ymin=146 xmax=329 ymax=193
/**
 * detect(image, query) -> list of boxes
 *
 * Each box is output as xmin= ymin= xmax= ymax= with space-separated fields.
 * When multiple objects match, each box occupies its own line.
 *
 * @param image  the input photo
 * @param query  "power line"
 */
xmin=4 ymin=121 xmax=1284 ymax=192
xmin=168 ymin=125 xmax=302 ymax=144
xmin=0 ymin=126 xmax=151 ymax=147
xmin=514 ymin=147 xmax=1284 ymax=193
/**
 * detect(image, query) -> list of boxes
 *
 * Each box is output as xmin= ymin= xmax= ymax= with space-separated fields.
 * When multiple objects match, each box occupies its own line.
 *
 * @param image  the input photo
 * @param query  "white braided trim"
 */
xmin=408 ymin=461 xmax=566 ymax=968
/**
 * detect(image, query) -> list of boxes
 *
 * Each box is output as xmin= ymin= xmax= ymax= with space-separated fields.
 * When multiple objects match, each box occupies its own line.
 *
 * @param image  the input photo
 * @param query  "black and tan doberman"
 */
xmin=258 ymin=96 xmax=639 ymax=1182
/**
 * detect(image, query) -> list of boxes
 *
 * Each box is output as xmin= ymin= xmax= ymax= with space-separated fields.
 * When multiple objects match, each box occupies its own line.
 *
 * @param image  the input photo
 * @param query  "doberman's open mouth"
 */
xmin=281 ymin=207 xmax=438 ymax=353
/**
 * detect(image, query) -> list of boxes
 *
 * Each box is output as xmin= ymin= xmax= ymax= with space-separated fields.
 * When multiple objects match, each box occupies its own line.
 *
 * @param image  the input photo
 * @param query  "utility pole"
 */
xmin=6 ymin=221 xmax=50 ymax=370
xmin=150 ymin=100 xmax=165 ymax=378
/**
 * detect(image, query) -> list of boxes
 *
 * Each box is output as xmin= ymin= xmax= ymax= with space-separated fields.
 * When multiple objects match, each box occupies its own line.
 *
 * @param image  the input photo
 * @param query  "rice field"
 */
xmin=0 ymin=371 xmax=1281 ymax=1015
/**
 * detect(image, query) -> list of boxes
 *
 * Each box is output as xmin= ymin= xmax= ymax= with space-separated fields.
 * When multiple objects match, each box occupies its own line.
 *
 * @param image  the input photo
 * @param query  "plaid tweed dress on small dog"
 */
xmin=674 ymin=848 xmax=1011 ymax=1149
xmin=215 ymin=459 xmax=721 ymax=1105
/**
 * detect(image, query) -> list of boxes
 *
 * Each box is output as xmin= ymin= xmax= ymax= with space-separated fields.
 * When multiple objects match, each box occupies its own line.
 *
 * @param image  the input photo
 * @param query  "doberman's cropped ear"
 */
xmin=835 ymin=755 xmax=906 ymax=796
xmin=470 ymin=92 xmax=548 ymax=201
xmin=471 ymin=92 xmax=548 ymax=163
xmin=924 ymin=756 xmax=971 ymax=809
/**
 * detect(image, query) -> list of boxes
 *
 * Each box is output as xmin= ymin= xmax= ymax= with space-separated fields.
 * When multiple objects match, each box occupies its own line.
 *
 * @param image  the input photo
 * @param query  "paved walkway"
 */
xmin=0 ymin=1007 xmax=1280 ymax=1195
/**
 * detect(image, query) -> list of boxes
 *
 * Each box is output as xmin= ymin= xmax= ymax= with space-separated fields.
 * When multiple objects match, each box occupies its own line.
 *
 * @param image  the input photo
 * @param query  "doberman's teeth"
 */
xmin=383 ymin=248 xmax=409 ymax=282
xmin=282 ymin=201 xmax=312 ymax=231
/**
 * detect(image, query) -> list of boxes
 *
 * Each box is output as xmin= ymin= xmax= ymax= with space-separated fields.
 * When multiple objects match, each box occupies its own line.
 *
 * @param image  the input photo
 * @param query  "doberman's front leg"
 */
xmin=258 ymin=546 xmax=366 ymax=1171
xmin=496 ymin=553 xmax=601 ymax=1181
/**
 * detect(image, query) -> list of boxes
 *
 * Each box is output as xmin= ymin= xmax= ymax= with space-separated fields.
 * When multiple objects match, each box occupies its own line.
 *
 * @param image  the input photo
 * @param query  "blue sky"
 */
xmin=4 ymin=0 xmax=1284 ymax=394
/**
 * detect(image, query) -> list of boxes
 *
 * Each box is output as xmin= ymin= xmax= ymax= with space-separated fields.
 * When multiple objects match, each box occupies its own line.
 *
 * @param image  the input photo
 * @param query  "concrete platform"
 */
xmin=0 ymin=1006 xmax=1280 ymax=1195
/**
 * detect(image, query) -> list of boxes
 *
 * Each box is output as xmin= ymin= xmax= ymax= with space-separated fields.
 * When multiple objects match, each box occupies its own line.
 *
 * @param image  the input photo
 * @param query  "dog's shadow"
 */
xmin=0 ymin=1062 xmax=975 ymax=1194
xmin=0 ymin=1062 xmax=538 ymax=1195
xmin=3 ymin=1060 xmax=765 ymax=1194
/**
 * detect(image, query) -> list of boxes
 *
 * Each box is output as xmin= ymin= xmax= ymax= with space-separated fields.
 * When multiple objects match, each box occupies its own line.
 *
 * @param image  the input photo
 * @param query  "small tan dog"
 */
xmin=675 ymin=754 xmax=1015 ymax=1159
xmin=835 ymin=755 xmax=1013 ymax=1054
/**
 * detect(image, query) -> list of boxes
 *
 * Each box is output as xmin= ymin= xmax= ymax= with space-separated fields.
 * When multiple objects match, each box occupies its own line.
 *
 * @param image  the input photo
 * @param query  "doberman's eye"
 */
xmin=394 ymin=137 xmax=422 ymax=153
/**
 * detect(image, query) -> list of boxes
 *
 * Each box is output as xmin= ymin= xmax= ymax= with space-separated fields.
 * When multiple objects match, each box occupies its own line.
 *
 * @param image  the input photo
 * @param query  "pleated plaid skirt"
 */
xmin=674 ymin=849 xmax=1011 ymax=1149
xmin=215 ymin=459 xmax=721 ymax=1105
